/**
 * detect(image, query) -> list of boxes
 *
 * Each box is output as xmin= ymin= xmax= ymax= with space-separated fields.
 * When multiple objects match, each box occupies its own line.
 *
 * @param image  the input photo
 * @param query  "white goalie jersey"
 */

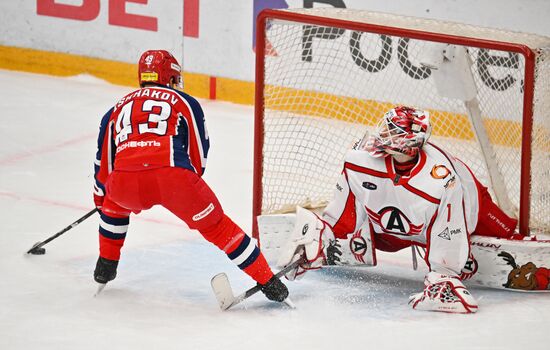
xmin=323 ymin=143 xmax=480 ymax=277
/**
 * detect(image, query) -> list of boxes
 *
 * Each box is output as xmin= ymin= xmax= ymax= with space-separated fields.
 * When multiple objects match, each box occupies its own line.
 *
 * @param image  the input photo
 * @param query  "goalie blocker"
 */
xmin=277 ymin=206 xmax=376 ymax=280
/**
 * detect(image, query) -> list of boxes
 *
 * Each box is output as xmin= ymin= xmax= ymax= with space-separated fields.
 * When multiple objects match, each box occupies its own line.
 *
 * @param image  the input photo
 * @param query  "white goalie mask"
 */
xmin=358 ymin=106 xmax=432 ymax=158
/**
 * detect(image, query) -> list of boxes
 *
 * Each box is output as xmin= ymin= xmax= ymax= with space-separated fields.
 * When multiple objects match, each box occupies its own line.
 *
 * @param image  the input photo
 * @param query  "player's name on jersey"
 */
xmin=114 ymin=88 xmax=180 ymax=111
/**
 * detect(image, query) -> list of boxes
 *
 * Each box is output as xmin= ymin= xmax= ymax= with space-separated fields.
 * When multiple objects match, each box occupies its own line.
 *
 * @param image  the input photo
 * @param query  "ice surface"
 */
xmin=1 ymin=70 xmax=548 ymax=350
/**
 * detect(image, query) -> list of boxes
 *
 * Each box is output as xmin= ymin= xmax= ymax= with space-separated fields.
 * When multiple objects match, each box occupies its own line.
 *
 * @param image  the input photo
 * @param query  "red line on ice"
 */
xmin=0 ymin=191 xmax=182 ymax=227
xmin=0 ymin=133 xmax=96 ymax=166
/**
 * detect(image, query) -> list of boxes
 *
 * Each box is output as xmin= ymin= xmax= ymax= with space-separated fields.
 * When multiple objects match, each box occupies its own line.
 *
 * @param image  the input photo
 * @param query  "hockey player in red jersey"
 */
xmin=278 ymin=106 xmax=518 ymax=313
xmin=93 ymin=50 xmax=288 ymax=303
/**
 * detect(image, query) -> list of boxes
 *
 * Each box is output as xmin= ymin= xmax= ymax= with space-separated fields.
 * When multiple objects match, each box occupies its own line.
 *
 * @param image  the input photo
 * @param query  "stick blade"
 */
xmin=26 ymin=242 xmax=46 ymax=255
xmin=211 ymin=273 xmax=236 ymax=310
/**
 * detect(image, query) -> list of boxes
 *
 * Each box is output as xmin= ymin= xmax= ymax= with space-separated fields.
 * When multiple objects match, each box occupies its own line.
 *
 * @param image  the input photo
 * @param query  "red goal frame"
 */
xmin=252 ymin=9 xmax=536 ymax=239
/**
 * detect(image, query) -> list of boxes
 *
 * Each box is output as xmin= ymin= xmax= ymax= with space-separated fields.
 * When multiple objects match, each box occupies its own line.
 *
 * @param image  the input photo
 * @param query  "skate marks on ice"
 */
xmin=58 ymin=239 xmax=544 ymax=315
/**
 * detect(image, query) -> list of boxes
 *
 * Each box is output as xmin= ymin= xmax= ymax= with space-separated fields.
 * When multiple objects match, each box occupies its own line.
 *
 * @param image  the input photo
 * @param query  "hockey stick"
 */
xmin=26 ymin=208 xmax=99 ymax=255
xmin=211 ymin=258 xmax=303 ymax=311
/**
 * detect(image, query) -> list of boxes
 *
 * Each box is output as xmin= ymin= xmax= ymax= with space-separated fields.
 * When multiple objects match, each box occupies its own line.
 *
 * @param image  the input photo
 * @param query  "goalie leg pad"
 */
xmin=277 ymin=206 xmax=329 ymax=267
xmin=277 ymin=206 xmax=334 ymax=280
xmin=409 ymin=272 xmax=478 ymax=314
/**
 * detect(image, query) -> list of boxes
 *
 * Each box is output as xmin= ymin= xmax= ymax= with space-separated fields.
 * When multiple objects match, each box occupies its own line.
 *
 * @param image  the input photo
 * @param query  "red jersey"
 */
xmin=94 ymin=86 xmax=209 ymax=195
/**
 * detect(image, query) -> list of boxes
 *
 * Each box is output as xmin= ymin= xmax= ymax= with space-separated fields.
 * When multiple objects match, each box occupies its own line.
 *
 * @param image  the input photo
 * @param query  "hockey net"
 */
xmin=253 ymin=8 xmax=550 ymax=237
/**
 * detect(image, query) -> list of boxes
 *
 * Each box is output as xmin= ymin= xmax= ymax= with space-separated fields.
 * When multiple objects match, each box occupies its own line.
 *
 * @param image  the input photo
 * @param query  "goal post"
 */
xmin=253 ymin=8 xmax=550 ymax=239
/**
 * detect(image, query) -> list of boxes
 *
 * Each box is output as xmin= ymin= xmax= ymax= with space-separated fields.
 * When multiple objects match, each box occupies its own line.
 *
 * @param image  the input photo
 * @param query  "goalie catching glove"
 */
xmin=409 ymin=272 xmax=478 ymax=314
xmin=276 ymin=206 xmax=335 ymax=280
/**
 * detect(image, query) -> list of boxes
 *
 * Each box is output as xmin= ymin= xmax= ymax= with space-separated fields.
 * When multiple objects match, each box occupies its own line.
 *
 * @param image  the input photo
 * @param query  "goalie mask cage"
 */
xmin=253 ymin=8 xmax=550 ymax=238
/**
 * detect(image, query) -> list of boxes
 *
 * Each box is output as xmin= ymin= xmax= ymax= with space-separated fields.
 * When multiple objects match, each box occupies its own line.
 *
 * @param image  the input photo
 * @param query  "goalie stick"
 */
xmin=26 ymin=208 xmax=99 ymax=255
xmin=211 ymin=258 xmax=303 ymax=311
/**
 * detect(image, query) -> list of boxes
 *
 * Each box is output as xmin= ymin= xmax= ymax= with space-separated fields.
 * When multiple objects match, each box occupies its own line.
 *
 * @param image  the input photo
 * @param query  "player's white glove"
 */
xmin=277 ymin=206 xmax=336 ymax=280
xmin=409 ymin=272 xmax=478 ymax=314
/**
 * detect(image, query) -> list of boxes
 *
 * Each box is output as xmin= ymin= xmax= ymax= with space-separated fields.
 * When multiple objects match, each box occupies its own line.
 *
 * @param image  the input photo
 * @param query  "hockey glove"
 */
xmin=93 ymin=184 xmax=104 ymax=210
xmin=94 ymin=257 xmax=119 ymax=284
xmin=93 ymin=194 xmax=104 ymax=210
xmin=259 ymin=276 xmax=289 ymax=302
xmin=325 ymin=239 xmax=343 ymax=265
xmin=409 ymin=272 xmax=478 ymax=314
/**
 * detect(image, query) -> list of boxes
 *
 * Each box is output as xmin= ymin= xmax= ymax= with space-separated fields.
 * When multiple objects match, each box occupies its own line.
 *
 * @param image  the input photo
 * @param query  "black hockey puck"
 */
xmin=30 ymin=247 xmax=46 ymax=255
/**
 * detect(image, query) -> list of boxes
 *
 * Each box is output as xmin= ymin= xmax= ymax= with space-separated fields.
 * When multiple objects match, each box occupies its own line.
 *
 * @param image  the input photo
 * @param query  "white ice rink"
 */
xmin=1 ymin=69 xmax=549 ymax=350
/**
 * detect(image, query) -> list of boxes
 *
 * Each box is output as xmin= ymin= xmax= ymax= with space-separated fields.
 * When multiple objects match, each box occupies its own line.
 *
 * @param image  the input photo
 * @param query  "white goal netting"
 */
xmin=255 ymin=8 xmax=550 ymax=235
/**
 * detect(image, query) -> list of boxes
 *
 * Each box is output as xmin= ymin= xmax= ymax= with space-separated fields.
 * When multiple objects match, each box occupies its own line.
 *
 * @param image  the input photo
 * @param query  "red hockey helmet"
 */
xmin=138 ymin=50 xmax=183 ymax=89
xmin=363 ymin=106 xmax=432 ymax=158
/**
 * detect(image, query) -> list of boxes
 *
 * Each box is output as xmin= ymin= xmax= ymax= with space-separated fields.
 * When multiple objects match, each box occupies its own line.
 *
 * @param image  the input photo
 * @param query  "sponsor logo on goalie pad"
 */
xmin=468 ymin=236 xmax=550 ymax=291
xmin=460 ymin=254 xmax=479 ymax=280
xmin=471 ymin=241 xmax=501 ymax=249
xmin=499 ymin=251 xmax=550 ymax=290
